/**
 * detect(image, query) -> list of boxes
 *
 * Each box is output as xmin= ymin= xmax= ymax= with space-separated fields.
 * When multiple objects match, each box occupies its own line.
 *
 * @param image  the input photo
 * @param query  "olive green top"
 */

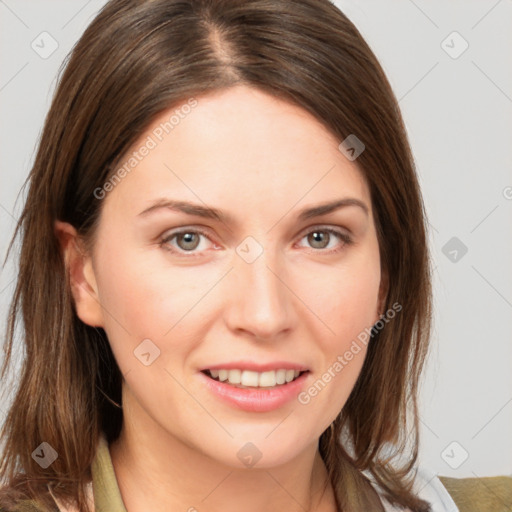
xmin=438 ymin=475 xmax=512 ymax=512
xmin=89 ymin=433 xmax=127 ymax=512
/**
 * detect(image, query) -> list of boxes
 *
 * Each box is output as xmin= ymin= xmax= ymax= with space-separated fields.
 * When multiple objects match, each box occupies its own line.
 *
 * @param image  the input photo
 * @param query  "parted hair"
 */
xmin=0 ymin=1 xmax=432 ymax=511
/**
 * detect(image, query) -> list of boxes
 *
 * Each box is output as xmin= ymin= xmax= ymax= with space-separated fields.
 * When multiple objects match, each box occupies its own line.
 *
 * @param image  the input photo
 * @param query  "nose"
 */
xmin=224 ymin=245 xmax=297 ymax=341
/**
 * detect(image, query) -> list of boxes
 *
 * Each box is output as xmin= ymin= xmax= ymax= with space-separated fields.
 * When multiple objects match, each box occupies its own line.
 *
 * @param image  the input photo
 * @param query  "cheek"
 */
xmin=92 ymin=243 xmax=220 ymax=373
xmin=317 ymin=278 xmax=377 ymax=372
xmin=295 ymin=252 xmax=380 ymax=413
xmin=306 ymin=252 xmax=381 ymax=346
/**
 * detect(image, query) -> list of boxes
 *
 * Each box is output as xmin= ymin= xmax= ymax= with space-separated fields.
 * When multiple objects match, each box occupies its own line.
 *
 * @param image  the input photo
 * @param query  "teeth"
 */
xmin=241 ymin=370 xmax=259 ymax=387
xmin=258 ymin=371 xmax=276 ymax=387
xmin=227 ymin=369 xmax=241 ymax=384
xmin=207 ymin=368 xmax=304 ymax=387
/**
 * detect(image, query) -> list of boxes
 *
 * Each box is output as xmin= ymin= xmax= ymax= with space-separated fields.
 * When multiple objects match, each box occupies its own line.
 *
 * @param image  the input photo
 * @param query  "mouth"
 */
xmin=201 ymin=368 xmax=308 ymax=389
xmin=198 ymin=361 xmax=311 ymax=412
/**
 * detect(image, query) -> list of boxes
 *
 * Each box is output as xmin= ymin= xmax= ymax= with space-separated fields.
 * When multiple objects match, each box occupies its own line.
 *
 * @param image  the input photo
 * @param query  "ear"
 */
xmin=54 ymin=220 xmax=104 ymax=328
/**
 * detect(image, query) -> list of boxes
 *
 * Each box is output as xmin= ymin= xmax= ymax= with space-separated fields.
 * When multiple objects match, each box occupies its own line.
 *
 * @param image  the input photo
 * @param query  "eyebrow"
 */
xmin=137 ymin=197 xmax=369 ymax=223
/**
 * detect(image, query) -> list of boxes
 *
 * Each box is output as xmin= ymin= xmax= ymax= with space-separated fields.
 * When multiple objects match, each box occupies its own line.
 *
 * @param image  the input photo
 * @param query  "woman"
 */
xmin=0 ymin=1 xmax=458 ymax=511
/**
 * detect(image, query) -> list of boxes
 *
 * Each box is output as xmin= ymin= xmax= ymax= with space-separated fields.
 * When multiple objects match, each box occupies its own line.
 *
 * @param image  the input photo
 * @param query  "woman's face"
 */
xmin=80 ymin=85 xmax=385 ymax=468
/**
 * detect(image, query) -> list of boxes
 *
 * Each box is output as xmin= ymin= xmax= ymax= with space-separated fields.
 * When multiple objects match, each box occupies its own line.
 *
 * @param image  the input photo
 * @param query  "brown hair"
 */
xmin=0 ymin=1 xmax=433 ymax=511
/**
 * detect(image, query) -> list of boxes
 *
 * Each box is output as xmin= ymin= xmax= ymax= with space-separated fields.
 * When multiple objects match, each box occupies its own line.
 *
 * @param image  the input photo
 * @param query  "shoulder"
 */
xmin=438 ymin=473 xmax=512 ymax=512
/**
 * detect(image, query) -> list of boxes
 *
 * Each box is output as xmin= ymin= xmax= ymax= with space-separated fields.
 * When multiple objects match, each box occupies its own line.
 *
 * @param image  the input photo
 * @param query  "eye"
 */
xmin=160 ymin=225 xmax=352 ymax=257
xmin=160 ymin=228 xmax=216 ymax=256
xmin=297 ymin=226 xmax=352 ymax=253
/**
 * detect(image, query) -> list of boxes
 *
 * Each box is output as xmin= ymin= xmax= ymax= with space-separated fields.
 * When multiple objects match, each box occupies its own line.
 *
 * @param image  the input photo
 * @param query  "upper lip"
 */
xmin=200 ymin=361 xmax=309 ymax=372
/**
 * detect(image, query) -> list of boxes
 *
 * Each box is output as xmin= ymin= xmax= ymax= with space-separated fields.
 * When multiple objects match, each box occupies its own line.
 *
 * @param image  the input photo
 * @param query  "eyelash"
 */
xmin=159 ymin=226 xmax=353 ymax=257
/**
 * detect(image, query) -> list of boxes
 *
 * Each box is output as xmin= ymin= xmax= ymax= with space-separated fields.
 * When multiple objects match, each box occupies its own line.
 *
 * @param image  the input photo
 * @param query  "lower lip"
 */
xmin=199 ymin=371 xmax=309 ymax=412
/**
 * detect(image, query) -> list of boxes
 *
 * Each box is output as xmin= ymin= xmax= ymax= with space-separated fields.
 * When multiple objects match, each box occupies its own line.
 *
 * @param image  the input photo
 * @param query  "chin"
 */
xmin=201 ymin=430 xmax=314 ymax=470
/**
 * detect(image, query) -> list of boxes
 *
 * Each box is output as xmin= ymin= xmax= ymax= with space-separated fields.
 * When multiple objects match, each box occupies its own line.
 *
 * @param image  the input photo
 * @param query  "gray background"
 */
xmin=1 ymin=0 xmax=511 ymax=479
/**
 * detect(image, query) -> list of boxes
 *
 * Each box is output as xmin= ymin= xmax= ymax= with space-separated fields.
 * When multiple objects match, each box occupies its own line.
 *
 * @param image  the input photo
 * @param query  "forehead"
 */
xmin=102 ymin=85 xmax=372 ymax=219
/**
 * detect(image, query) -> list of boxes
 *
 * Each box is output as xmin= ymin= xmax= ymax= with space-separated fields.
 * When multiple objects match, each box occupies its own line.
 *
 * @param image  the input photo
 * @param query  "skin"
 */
xmin=56 ymin=84 xmax=387 ymax=512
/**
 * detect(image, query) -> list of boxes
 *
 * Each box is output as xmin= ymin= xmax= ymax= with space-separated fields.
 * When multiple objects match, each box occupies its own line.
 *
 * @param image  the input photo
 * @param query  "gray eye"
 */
xmin=307 ymin=231 xmax=330 ymax=249
xmin=176 ymin=232 xmax=201 ymax=251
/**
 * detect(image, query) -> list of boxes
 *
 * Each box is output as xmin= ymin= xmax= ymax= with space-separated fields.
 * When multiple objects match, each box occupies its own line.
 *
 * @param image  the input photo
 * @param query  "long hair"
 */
xmin=0 ymin=1 xmax=432 ymax=511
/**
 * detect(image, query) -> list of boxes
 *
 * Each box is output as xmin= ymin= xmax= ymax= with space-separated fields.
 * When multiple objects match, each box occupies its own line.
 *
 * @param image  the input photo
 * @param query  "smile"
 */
xmin=199 ymin=367 xmax=310 ymax=412
xmin=204 ymin=368 xmax=304 ymax=388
